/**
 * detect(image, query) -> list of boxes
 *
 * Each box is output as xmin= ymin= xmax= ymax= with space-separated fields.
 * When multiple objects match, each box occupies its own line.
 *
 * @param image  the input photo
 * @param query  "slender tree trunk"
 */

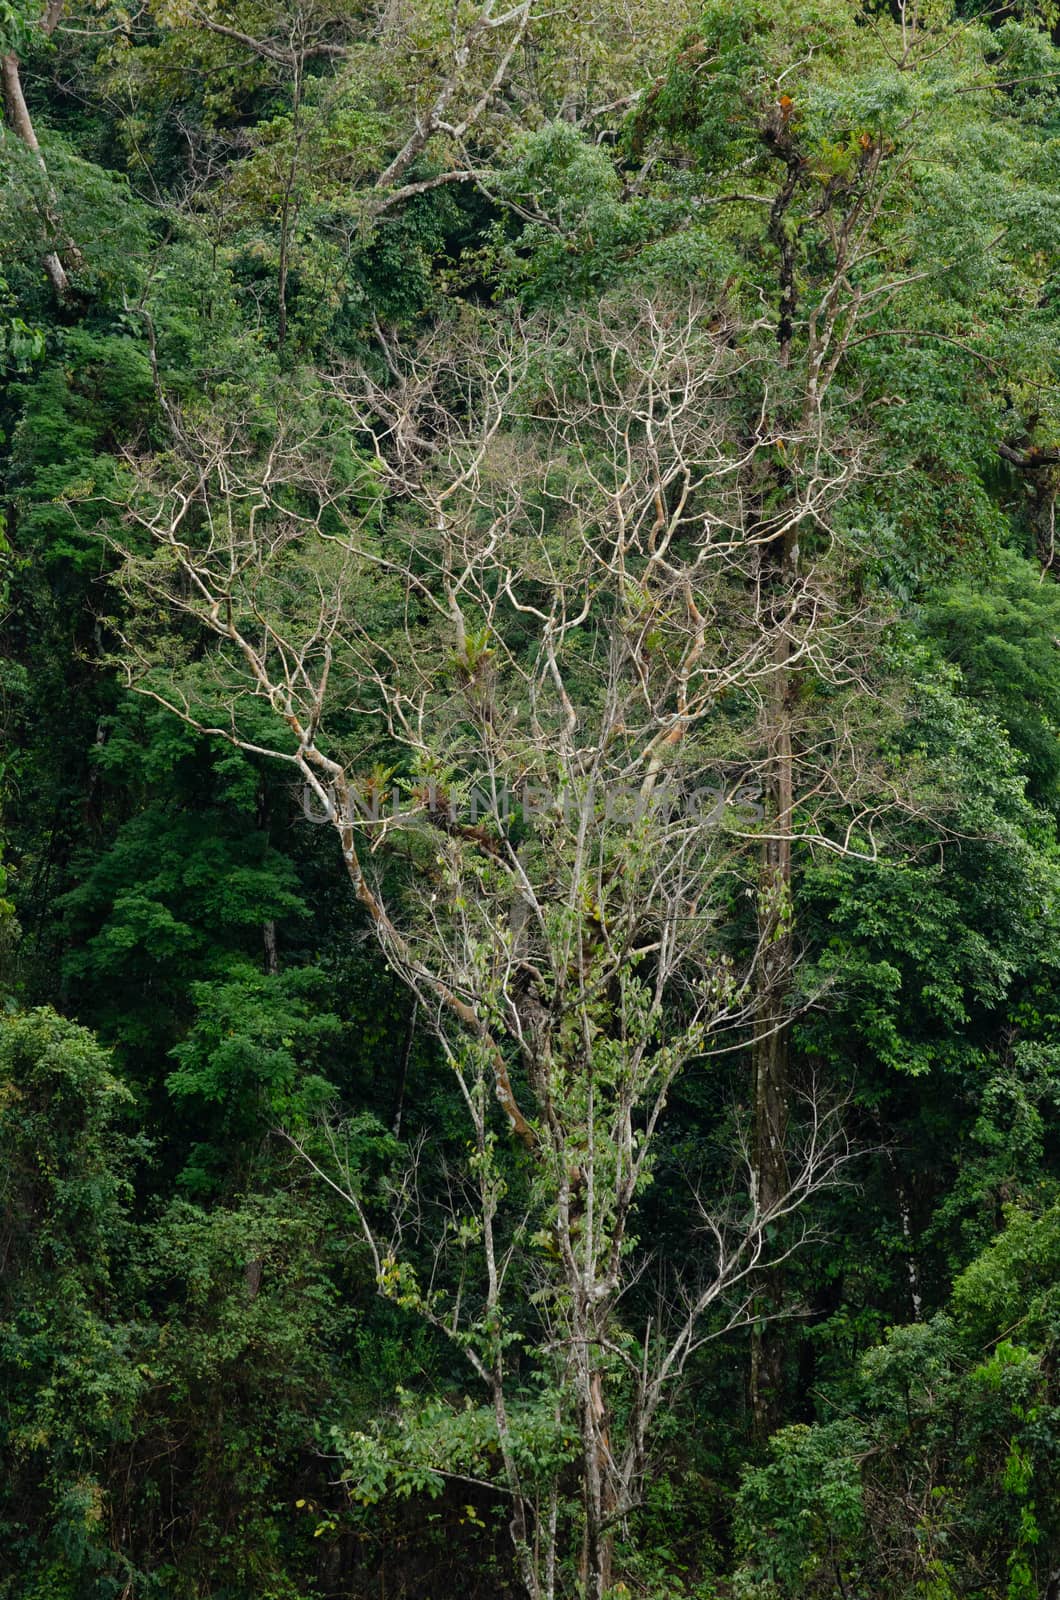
xmin=750 ymin=539 xmax=796 ymax=1438
xmin=390 ymin=996 xmax=417 ymax=1138
xmin=747 ymin=119 xmax=805 ymax=1437
xmin=579 ymin=1360 xmax=614 ymax=1600
xmin=277 ymin=191 xmax=291 ymax=347
xmin=1 ymin=52 xmax=70 ymax=299
xmin=276 ymin=51 xmax=304 ymax=348
xmin=1 ymin=2 xmax=79 ymax=300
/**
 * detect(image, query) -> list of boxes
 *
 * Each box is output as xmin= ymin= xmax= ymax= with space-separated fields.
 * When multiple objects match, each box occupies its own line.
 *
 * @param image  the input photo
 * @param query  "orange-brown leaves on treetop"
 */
xmin=763 ymin=94 xmax=799 ymax=154
xmin=676 ymin=37 xmax=708 ymax=68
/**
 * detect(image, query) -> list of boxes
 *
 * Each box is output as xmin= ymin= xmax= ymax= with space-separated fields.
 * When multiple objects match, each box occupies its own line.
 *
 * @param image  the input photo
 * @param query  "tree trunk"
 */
xmin=1 ymin=3 xmax=79 ymax=301
xmin=750 ymin=550 xmax=796 ymax=1438
xmin=275 ymin=55 xmax=302 ymax=348
xmin=580 ymin=1365 xmax=615 ymax=1600
xmin=748 ymin=139 xmax=803 ymax=1431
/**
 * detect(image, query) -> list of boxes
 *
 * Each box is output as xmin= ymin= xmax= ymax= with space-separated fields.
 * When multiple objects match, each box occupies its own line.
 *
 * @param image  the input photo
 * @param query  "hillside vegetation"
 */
xmin=3 ymin=2 xmax=1060 ymax=1596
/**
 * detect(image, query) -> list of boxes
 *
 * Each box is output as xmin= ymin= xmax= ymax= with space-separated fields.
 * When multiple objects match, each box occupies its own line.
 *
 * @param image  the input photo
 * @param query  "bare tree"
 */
xmin=107 ymin=287 xmax=903 ymax=1596
xmin=166 ymin=0 xmax=537 ymax=228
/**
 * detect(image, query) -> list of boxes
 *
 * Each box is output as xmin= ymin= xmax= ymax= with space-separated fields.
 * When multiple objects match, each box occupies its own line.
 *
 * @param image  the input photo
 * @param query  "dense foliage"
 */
xmin=2 ymin=0 xmax=1060 ymax=1595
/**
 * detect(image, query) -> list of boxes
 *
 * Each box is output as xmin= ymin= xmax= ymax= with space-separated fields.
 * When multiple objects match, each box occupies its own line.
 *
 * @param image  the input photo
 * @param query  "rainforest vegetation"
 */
xmin=3 ymin=0 xmax=1060 ymax=1594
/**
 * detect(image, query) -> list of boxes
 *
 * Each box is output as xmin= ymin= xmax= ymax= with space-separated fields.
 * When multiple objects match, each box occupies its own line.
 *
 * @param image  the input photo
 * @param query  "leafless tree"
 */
xmin=107 ymin=287 xmax=906 ymax=1597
